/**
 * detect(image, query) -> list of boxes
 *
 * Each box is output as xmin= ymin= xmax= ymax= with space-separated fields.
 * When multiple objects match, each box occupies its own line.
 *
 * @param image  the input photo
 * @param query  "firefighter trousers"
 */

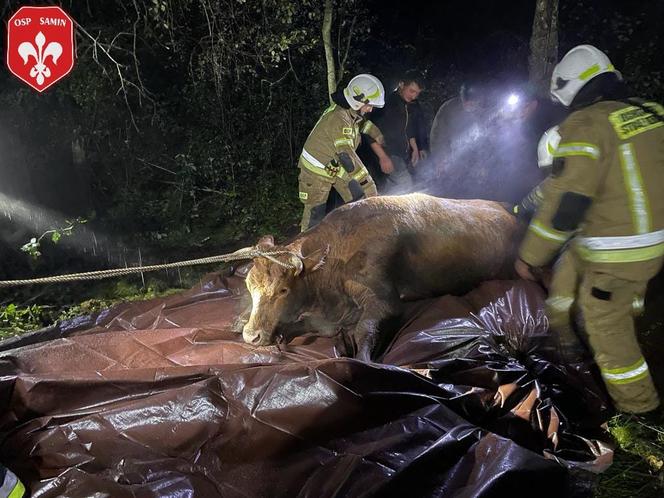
xmin=546 ymin=250 xmax=658 ymax=414
xmin=298 ymin=166 xmax=377 ymax=232
xmin=546 ymin=250 xmax=581 ymax=351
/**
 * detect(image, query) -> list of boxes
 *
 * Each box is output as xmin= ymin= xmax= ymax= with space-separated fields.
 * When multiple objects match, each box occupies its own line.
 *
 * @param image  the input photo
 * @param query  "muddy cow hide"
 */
xmin=242 ymin=193 xmax=520 ymax=360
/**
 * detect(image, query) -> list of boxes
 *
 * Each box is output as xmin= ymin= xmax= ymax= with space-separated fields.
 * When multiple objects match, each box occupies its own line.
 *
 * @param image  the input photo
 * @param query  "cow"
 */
xmin=242 ymin=193 xmax=520 ymax=360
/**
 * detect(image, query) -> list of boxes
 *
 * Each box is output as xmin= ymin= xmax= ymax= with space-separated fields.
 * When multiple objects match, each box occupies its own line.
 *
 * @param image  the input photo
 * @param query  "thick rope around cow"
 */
xmin=0 ymin=247 xmax=300 ymax=287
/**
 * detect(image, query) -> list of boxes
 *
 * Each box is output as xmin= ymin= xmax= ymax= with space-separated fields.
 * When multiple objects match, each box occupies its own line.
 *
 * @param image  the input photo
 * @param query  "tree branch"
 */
xmin=76 ymin=23 xmax=144 ymax=131
xmin=337 ymin=14 xmax=357 ymax=83
xmin=322 ymin=0 xmax=337 ymax=102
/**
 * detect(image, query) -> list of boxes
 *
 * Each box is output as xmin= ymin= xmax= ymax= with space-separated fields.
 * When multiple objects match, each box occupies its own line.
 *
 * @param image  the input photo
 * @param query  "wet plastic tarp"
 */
xmin=0 ymin=266 xmax=613 ymax=497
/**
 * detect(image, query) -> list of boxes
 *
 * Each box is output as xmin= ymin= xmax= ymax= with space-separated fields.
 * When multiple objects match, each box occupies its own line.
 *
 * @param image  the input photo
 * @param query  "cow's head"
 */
xmin=242 ymin=235 xmax=327 ymax=346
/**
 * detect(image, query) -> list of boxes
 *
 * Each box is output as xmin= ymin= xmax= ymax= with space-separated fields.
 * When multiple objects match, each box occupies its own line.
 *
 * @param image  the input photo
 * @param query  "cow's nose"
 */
xmin=243 ymin=329 xmax=264 ymax=345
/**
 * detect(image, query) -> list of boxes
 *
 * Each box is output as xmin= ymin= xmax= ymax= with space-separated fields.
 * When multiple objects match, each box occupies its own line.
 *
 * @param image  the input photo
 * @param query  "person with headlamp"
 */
xmin=492 ymin=82 xmax=567 ymax=203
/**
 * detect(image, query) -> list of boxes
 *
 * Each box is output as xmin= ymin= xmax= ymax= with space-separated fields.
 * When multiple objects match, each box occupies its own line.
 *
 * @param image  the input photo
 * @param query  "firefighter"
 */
xmin=298 ymin=74 xmax=394 ymax=232
xmin=515 ymin=45 xmax=664 ymax=416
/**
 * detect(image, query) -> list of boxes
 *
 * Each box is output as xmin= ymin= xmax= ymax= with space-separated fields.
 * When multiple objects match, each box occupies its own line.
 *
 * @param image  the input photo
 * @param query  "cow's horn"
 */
xmin=289 ymin=254 xmax=304 ymax=276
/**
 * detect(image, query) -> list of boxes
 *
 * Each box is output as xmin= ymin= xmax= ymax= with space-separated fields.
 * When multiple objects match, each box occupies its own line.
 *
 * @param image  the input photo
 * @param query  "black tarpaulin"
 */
xmin=0 ymin=268 xmax=612 ymax=497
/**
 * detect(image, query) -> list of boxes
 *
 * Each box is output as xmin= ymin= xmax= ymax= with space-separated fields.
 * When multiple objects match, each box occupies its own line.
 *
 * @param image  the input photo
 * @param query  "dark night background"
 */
xmin=0 ymin=0 xmax=663 ymax=274
xmin=367 ymin=0 xmax=664 ymax=103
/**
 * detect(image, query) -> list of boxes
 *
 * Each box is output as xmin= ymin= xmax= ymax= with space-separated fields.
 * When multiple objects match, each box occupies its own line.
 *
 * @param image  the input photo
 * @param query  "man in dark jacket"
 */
xmin=370 ymin=71 xmax=428 ymax=194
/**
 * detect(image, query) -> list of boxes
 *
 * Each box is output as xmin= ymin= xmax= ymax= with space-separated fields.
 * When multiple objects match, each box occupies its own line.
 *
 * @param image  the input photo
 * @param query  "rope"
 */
xmin=0 ymin=247 xmax=300 ymax=288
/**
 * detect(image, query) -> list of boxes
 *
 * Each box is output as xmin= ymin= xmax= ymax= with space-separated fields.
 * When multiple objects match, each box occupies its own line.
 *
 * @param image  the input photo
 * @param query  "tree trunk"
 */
xmin=528 ymin=0 xmax=559 ymax=96
xmin=322 ymin=0 xmax=336 ymax=103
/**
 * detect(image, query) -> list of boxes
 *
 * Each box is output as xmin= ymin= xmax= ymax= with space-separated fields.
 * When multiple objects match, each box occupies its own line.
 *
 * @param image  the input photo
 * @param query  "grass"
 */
xmin=595 ymin=415 xmax=664 ymax=497
xmin=0 ymin=268 xmax=212 ymax=340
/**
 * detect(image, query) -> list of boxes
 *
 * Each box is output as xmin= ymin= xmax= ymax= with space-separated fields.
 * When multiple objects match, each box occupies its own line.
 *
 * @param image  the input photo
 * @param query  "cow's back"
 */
xmin=318 ymin=194 xmax=519 ymax=298
xmin=395 ymin=195 xmax=518 ymax=297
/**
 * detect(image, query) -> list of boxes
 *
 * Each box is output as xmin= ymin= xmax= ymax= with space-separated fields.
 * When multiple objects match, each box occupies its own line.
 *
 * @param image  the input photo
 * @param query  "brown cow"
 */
xmin=242 ymin=193 xmax=520 ymax=360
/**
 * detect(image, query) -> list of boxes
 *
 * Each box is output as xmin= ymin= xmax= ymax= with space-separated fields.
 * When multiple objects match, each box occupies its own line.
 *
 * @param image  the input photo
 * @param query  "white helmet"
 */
xmin=537 ymin=125 xmax=561 ymax=168
xmin=343 ymin=74 xmax=385 ymax=110
xmin=550 ymin=45 xmax=620 ymax=107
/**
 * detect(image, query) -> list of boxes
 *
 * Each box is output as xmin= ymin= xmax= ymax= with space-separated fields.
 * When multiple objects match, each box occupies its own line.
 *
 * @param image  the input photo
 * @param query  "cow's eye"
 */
xmin=279 ymin=288 xmax=289 ymax=295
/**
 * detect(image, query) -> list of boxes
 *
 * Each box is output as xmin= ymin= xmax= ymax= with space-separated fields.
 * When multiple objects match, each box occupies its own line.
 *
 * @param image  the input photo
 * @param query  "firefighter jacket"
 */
xmin=520 ymin=99 xmax=664 ymax=280
xmin=299 ymin=103 xmax=385 ymax=181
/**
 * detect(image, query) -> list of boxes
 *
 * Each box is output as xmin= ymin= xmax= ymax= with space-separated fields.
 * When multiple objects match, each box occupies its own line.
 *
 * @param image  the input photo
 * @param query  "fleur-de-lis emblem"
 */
xmin=17 ymin=32 xmax=63 ymax=86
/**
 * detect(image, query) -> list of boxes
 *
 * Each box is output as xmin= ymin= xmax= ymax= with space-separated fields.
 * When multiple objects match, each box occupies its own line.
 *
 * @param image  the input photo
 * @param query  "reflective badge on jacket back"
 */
xmin=608 ymin=103 xmax=664 ymax=140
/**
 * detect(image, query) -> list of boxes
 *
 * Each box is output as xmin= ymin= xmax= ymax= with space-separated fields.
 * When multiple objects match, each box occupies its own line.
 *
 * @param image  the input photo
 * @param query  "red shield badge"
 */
xmin=6 ymin=6 xmax=75 ymax=92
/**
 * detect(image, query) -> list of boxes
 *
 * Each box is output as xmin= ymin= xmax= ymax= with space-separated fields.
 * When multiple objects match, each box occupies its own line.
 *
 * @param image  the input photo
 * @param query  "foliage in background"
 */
xmin=0 ymin=272 xmax=203 ymax=339
xmin=559 ymin=0 xmax=664 ymax=102
xmin=0 ymin=303 xmax=50 ymax=338
xmin=0 ymin=0 xmax=371 ymax=272
xmin=21 ymin=217 xmax=88 ymax=260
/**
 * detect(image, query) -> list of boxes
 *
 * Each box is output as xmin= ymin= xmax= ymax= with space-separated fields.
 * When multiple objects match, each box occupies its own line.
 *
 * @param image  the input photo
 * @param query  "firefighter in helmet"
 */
xmin=515 ymin=45 xmax=664 ymax=417
xmin=298 ymin=74 xmax=394 ymax=232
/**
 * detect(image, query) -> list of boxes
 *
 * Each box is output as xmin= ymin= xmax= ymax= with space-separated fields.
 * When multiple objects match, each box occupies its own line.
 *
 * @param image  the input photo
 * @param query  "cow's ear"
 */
xmin=304 ymin=244 xmax=330 ymax=273
xmin=257 ymin=234 xmax=274 ymax=247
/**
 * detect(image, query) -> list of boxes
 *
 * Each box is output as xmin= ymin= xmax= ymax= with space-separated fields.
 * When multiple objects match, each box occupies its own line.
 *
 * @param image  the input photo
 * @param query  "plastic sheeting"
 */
xmin=0 ymin=267 xmax=613 ymax=497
